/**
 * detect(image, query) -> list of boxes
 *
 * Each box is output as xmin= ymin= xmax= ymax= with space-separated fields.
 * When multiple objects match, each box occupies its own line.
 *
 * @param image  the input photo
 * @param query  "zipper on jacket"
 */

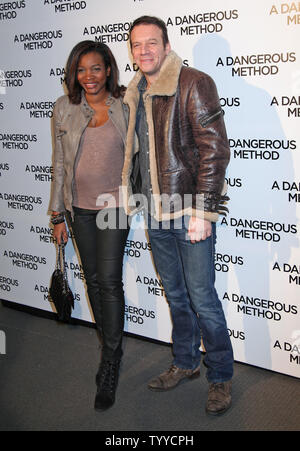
xmin=200 ymin=107 xmax=224 ymax=128
xmin=57 ymin=129 xmax=67 ymax=139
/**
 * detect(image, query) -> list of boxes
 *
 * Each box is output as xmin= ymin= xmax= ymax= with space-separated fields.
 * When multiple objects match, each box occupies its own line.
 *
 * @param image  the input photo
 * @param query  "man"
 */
xmin=122 ymin=16 xmax=234 ymax=415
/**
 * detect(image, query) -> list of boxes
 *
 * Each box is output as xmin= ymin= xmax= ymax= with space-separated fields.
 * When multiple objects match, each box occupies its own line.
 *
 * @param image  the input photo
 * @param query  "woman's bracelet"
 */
xmin=51 ymin=213 xmax=65 ymax=225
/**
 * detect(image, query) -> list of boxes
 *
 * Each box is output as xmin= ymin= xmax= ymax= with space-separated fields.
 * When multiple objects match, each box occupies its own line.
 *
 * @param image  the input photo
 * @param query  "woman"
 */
xmin=49 ymin=41 xmax=129 ymax=411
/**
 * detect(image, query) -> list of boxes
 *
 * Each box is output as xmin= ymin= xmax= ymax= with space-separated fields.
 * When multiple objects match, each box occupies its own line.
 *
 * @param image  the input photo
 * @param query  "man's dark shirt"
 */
xmin=135 ymin=76 xmax=153 ymax=214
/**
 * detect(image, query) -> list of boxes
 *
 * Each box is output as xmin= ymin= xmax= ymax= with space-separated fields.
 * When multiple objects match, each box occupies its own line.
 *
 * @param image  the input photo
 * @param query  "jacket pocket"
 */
xmin=199 ymin=107 xmax=224 ymax=128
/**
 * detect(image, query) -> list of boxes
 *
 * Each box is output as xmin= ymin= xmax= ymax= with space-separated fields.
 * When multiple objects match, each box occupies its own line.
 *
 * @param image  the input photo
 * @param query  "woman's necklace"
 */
xmin=88 ymin=95 xmax=109 ymax=128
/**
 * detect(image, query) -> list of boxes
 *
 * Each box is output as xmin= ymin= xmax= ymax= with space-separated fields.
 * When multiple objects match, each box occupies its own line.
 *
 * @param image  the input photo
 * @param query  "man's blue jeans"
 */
xmin=147 ymin=215 xmax=234 ymax=383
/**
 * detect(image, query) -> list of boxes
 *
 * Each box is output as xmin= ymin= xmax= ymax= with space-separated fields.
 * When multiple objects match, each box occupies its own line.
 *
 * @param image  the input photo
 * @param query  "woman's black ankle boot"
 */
xmin=94 ymin=359 xmax=120 ymax=411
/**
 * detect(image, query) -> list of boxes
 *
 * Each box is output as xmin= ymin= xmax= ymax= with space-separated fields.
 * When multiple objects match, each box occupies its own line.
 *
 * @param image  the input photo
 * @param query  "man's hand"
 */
xmin=187 ymin=217 xmax=212 ymax=243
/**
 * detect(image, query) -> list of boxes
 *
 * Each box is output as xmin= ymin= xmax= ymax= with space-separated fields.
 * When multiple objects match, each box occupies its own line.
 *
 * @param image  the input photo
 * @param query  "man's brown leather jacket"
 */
xmin=122 ymin=51 xmax=230 ymax=222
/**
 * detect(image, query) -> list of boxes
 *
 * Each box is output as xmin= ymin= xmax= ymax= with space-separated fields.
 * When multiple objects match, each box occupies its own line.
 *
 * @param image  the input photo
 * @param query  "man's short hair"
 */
xmin=129 ymin=16 xmax=169 ymax=48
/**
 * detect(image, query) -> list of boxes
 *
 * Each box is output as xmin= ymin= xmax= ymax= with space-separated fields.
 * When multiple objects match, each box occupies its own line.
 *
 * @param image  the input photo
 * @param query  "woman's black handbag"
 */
xmin=49 ymin=243 xmax=74 ymax=322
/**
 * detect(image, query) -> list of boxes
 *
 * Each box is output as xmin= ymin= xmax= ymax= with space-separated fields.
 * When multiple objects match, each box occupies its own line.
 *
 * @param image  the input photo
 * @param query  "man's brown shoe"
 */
xmin=148 ymin=365 xmax=200 ymax=391
xmin=205 ymin=381 xmax=232 ymax=415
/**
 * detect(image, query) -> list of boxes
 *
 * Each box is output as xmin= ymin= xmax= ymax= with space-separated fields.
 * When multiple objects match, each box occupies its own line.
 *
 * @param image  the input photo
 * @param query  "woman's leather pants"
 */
xmin=67 ymin=207 xmax=129 ymax=362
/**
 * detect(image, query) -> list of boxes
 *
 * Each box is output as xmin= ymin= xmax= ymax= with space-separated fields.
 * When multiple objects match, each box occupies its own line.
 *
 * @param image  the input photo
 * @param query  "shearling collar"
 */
xmin=124 ymin=50 xmax=182 ymax=105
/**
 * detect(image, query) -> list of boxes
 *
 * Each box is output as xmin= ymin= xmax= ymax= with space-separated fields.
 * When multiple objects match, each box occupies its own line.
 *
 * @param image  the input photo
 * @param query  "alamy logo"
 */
xmin=0 ymin=330 xmax=6 ymax=354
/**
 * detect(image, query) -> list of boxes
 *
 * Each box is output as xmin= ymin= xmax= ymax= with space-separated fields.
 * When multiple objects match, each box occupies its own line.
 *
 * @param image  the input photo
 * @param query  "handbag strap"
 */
xmin=56 ymin=243 xmax=69 ymax=286
xmin=60 ymin=243 xmax=70 ymax=285
xmin=55 ymin=244 xmax=62 ymax=271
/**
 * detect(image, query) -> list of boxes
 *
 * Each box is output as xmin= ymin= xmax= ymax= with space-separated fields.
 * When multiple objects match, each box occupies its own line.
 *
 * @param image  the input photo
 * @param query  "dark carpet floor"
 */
xmin=0 ymin=300 xmax=299 ymax=432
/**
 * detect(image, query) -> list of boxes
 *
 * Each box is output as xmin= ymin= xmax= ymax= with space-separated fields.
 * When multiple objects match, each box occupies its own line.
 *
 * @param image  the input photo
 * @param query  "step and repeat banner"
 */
xmin=0 ymin=0 xmax=299 ymax=378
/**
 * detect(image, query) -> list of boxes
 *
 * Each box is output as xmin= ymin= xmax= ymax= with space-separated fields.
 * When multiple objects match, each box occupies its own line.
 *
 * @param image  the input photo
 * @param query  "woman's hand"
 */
xmin=53 ymin=222 xmax=68 ymax=245
xmin=188 ymin=217 xmax=212 ymax=243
